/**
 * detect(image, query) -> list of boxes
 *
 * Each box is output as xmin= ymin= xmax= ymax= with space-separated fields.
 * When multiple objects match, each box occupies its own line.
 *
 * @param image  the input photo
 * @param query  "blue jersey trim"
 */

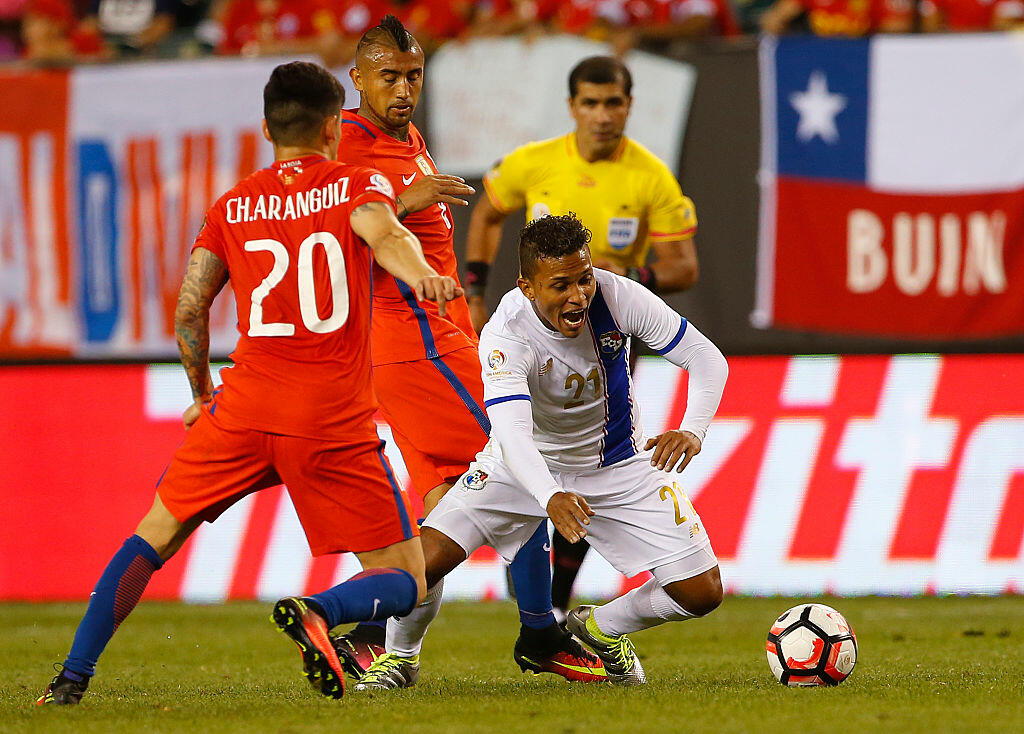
xmin=394 ymin=277 xmax=491 ymax=435
xmin=654 ymin=318 xmax=688 ymax=355
xmin=343 ymin=118 xmax=377 ymax=139
xmin=588 ymin=285 xmax=636 ymax=467
xmin=484 ymin=394 xmax=531 ymax=408
xmin=376 ymin=442 xmax=413 ymax=539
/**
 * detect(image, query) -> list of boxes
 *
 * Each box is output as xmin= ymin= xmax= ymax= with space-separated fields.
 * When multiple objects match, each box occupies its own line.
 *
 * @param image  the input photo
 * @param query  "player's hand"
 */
xmin=546 ymin=491 xmax=594 ymax=543
xmin=468 ymin=295 xmax=488 ymax=334
xmin=400 ymin=175 xmax=476 ymax=215
xmin=594 ymin=258 xmax=627 ymax=276
xmin=182 ymin=397 xmax=211 ymax=429
xmin=414 ymin=275 xmax=464 ymax=317
xmin=645 ymin=430 xmax=701 ymax=473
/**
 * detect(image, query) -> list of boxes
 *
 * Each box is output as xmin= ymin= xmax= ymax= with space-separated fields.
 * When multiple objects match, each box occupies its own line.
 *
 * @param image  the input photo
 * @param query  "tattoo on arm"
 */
xmin=175 ymin=247 xmax=228 ymax=400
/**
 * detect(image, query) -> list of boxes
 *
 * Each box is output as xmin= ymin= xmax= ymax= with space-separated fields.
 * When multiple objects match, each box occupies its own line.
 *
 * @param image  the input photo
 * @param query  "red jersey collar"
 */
xmin=344 ymin=108 xmax=416 ymax=146
xmin=271 ymin=155 xmax=328 ymax=171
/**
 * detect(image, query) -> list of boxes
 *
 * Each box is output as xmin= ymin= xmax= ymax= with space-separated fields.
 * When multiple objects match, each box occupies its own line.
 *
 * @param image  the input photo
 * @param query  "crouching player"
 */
xmin=356 ymin=213 xmax=727 ymax=689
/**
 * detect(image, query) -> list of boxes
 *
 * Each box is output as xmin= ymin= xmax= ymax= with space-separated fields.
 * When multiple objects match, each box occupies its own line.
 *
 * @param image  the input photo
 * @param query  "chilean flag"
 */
xmin=754 ymin=34 xmax=1024 ymax=339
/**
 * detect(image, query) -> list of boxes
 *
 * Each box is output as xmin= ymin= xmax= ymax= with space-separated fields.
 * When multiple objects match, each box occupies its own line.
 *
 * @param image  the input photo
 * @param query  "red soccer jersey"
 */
xmin=192 ymin=155 xmax=396 ymax=439
xmin=340 ymin=110 xmax=477 ymax=366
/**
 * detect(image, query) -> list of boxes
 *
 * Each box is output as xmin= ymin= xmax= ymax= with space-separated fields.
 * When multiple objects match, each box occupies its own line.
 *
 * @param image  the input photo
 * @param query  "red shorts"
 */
xmin=156 ymin=408 xmax=417 ymax=555
xmin=373 ymin=346 xmax=490 ymax=498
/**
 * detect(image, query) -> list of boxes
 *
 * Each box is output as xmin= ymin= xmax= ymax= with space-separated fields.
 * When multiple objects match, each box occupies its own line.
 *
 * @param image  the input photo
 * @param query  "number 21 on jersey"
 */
xmin=245 ymin=231 xmax=348 ymax=336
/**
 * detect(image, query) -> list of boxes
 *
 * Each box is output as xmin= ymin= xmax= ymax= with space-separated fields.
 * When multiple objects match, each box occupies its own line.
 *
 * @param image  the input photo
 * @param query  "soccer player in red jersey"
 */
xmin=37 ymin=61 xmax=462 ymax=705
xmin=329 ymin=15 xmax=605 ymax=684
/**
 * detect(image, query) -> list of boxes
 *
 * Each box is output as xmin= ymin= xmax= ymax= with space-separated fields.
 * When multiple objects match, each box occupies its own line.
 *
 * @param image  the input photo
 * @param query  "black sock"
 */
xmin=517 ymin=622 xmax=565 ymax=653
xmin=550 ymin=531 xmax=590 ymax=612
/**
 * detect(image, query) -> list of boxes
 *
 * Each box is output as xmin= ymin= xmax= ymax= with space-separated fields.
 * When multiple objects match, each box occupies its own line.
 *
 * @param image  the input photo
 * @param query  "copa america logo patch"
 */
xmin=487 ymin=349 xmax=506 ymax=369
xmin=599 ymin=330 xmax=625 ymax=358
xmin=462 ymin=469 xmax=489 ymax=490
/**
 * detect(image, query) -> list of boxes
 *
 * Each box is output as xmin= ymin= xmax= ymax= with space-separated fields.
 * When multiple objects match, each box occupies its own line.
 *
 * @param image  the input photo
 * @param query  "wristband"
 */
xmin=395 ymin=195 xmax=408 ymax=221
xmin=465 ymin=261 xmax=490 ymax=297
xmin=626 ymin=266 xmax=657 ymax=291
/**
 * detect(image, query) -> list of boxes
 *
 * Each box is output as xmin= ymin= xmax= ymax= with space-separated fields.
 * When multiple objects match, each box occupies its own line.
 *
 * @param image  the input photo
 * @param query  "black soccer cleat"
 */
xmin=272 ymin=597 xmax=346 ymax=699
xmin=331 ymin=622 xmax=386 ymax=679
xmin=36 ymin=667 xmax=89 ymax=706
xmin=513 ymin=626 xmax=607 ymax=682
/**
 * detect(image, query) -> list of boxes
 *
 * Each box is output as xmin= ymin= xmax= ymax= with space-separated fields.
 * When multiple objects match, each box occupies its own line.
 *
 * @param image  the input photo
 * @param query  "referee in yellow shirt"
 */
xmin=463 ymin=55 xmax=701 ymax=621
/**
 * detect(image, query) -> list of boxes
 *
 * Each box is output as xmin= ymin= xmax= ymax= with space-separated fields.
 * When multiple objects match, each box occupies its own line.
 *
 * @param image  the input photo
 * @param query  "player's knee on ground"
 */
xmin=664 ymin=566 xmax=723 ymax=617
xmin=421 ymin=527 xmax=468 ymax=589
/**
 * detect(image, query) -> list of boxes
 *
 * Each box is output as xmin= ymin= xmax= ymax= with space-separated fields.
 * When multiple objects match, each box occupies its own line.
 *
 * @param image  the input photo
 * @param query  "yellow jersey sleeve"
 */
xmin=482 ymin=145 xmax=533 ymax=213
xmin=647 ymin=163 xmax=698 ymax=242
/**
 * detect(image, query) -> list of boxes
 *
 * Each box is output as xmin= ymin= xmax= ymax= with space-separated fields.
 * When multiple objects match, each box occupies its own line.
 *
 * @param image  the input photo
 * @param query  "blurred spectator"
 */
xmin=391 ymin=0 xmax=473 ymax=51
xmin=619 ymin=0 xmax=741 ymax=48
xmin=79 ymin=0 xmax=178 ymax=55
xmin=320 ymin=0 xmax=390 ymax=67
xmin=0 ymin=0 xmax=28 ymax=59
xmin=22 ymin=0 xmax=106 ymax=61
xmin=760 ymin=0 xmax=913 ymax=36
xmin=921 ymin=0 xmax=1024 ymax=30
xmin=217 ymin=0 xmax=338 ymax=57
xmin=468 ymin=0 xmax=543 ymax=37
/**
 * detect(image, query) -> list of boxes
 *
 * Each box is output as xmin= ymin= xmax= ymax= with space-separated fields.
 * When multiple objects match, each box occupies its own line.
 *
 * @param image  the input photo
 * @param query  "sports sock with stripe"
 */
xmin=308 ymin=568 xmax=417 ymax=628
xmin=385 ymin=580 xmax=444 ymax=658
xmin=63 ymin=535 xmax=164 ymax=678
xmin=592 ymin=578 xmax=696 ymax=637
xmin=508 ymin=523 xmax=556 ymax=629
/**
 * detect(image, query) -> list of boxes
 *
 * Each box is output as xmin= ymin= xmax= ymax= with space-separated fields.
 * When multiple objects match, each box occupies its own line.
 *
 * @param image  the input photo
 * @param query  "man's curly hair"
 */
xmin=519 ymin=213 xmax=592 ymax=279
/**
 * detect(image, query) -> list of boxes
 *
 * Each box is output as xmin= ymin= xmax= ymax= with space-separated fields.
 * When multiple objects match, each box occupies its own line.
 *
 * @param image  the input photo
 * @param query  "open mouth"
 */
xmin=562 ymin=308 xmax=586 ymax=328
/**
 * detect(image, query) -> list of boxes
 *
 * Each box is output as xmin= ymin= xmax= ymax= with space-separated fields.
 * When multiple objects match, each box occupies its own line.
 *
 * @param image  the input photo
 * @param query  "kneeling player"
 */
xmin=356 ymin=213 xmax=727 ymax=689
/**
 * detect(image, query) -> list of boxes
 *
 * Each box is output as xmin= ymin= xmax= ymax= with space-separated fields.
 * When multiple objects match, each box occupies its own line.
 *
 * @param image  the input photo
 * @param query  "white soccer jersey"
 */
xmin=478 ymin=269 xmax=693 ymax=474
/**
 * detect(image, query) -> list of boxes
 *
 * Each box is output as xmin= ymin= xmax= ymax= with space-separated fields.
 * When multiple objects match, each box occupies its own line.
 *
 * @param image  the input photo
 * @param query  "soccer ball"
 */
xmin=765 ymin=603 xmax=858 ymax=686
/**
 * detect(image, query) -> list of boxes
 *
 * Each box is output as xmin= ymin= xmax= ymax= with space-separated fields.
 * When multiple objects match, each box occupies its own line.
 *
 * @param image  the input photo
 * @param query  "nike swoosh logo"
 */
xmin=542 ymin=543 xmax=552 ymax=552
xmin=520 ymin=655 xmax=605 ymax=676
xmin=372 ymin=598 xmax=381 ymax=617
xmin=402 ymin=173 xmax=416 ymax=185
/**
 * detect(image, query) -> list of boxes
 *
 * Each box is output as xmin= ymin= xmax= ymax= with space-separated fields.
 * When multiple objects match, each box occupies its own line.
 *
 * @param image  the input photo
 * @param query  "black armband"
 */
xmin=464 ymin=261 xmax=490 ymax=298
xmin=626 ymin=266 xmax=657 ymax=291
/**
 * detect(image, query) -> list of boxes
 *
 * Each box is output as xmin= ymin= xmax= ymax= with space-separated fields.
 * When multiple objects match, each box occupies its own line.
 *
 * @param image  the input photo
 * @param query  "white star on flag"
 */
xmin=790 ymin=70 xmax=847 ymax=144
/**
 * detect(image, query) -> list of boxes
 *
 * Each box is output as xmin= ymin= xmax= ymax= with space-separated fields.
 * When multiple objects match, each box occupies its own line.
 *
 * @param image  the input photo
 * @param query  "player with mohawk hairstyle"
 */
xmin=330 ymin=15 xmax=606 ymax=684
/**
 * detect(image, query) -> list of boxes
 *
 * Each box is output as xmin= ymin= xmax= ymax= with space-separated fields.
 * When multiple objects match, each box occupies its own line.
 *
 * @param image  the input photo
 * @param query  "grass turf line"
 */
xmin=2 ymin=596 xmax=1022 ymax=733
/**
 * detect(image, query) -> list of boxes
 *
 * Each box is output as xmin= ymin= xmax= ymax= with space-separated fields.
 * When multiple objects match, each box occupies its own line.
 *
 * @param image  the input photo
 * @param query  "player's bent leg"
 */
xmin=273 ymin=538 xmax=426 ymax=699
xmin=421 ymin=481 xmax=453 ymax=518
xmin=354 ymin=528 xmax=467 ymax=691
xmin=662 ymin=565 xmax=724 ymax=618
xmin=38 ymin=496 xmax=201 ymax=706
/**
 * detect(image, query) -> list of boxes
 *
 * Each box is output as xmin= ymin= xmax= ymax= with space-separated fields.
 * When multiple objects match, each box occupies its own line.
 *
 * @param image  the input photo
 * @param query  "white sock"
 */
xmin=592 ymin=578 xmax=695 ymax=637
xmin=385 ymin=580 xmax=444 ymax=658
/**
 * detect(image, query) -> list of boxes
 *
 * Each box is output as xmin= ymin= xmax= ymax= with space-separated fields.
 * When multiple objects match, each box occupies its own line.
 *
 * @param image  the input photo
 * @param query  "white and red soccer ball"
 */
xmin=766 ymin=603 xmax=858 ymax=686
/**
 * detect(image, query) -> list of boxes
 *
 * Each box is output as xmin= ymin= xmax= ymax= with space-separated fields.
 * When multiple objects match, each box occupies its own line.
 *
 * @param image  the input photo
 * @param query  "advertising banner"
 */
xmin=754 ymin=34 xmax=1024 ymax=338
xmin=427 ymin=36 xmax=696 ymax=178
xmin=3 ymin=354 xmax=1022 ymax=601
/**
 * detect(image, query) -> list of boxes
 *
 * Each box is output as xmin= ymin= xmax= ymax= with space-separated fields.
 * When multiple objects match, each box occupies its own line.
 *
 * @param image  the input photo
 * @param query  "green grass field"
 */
xmin=2 ymin=597 xmax=1022 ymax=733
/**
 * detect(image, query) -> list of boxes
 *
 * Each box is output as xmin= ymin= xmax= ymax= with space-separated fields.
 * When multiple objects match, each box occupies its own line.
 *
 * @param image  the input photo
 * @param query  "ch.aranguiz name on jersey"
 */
xmin=224 ymin=172 xmax=393 ymax=224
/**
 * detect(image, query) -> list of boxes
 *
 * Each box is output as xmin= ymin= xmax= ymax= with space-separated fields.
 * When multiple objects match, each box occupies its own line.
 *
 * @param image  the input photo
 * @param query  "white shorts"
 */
xmin=425 ymin=450 xmax=718 ymax=580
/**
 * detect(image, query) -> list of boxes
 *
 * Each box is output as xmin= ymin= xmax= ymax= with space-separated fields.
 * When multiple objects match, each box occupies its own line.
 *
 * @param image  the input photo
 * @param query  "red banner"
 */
xmin=2 ymin=355 xmax=1022 ymax=601
xmin=771 ymin=179 xmax=1024 ymax=337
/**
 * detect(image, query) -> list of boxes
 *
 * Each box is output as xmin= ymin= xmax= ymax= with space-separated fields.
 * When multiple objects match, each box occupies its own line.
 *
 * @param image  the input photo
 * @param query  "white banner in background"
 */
xmin=427 ymin=36 xmax=696 ymax=177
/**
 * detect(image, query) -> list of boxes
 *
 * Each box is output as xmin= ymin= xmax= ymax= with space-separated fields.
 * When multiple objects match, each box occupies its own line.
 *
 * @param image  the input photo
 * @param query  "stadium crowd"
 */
xmin=3 ymin=0 xmax=1021 ymax=65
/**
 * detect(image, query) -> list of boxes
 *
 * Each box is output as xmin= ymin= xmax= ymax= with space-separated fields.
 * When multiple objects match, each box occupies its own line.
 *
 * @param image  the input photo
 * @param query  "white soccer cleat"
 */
xmin=566 ymin=605 xmax=646 ymax=686
xmin=352 ymin=652 xmax=420 ymax=691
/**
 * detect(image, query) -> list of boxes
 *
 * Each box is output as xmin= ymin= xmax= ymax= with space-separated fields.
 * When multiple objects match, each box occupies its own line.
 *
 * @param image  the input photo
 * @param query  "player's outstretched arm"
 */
xmin=175 ymin=246 xmax=228 ymax=427
xmin=465 ymin=194 xmax=511 ymax=333
xmin=351 ymin=201 xmax=463 ymax=316
xmin=396 ymin=175 xmax=475 ymax=220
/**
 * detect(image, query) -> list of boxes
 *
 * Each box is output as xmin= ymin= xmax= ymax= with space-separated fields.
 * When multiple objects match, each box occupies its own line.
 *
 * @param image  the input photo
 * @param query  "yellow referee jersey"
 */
xmin=482 ymin=133 xmax=697 ymax=270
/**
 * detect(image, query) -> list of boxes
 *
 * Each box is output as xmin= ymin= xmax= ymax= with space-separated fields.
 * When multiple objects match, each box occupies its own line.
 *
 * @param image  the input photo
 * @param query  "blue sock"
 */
xmin=509 ymin=523 xmax=556 ymax=629
xmin=64 ymin=535 xmax=163 ymax=677
xmin=308 ymin=568 xmax=417 ymax=629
